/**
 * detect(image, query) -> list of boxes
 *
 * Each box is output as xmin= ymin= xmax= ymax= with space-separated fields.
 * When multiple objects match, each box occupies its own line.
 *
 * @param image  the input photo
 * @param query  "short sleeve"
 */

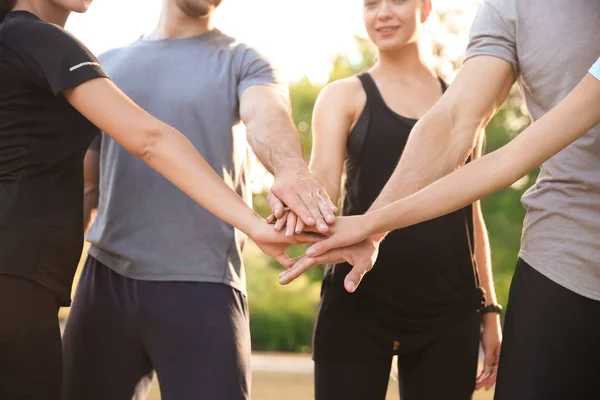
xmin=236 ymin=46 xmax=287 ymax=98
xmin=590 ymin=57 xmax=600 ymax=81
xmin=465 ymin=0 xmax=519 ymax=77
xmin=6 ymin=19 xmax=108 ymax=95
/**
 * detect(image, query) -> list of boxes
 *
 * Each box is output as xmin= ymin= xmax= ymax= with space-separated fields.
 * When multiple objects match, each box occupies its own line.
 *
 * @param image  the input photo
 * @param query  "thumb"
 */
xmin=267 ymin=191 xmax=285 ymax=219
xmin=343 ymin=262 xmax=369 ymax=293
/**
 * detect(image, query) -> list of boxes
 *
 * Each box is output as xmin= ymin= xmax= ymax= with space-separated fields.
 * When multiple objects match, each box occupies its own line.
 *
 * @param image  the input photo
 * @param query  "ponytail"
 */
xmin=0 ymin=0 xmax=16 ymax=22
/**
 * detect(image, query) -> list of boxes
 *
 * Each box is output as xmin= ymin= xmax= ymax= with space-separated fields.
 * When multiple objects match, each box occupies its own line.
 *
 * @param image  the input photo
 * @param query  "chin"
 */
xmin=374 ymin=40 xmax=404 ymax=52
xmin=64 ymin=0 xmax=93 ymax=13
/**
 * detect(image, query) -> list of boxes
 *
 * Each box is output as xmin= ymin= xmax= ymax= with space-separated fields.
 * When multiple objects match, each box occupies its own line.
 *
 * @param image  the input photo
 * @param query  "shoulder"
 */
xmin=317 ymin=75 xmax=366 ymax=117
xmin=214 ymin=32 xmax=274 ymax=67
xmin=3 ymin=17 xmax=83 ymax=50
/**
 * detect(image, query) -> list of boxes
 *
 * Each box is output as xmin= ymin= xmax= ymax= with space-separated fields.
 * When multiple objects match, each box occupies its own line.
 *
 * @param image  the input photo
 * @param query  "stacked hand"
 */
xmin=257 ymin=170 xmax=382 ymax=292
xmin=275 ymin=215 xmax=381 ymax=292
xmin=251 ymin=169 xmax=338 ymax=266
xmin=266 ymin=170 xmax=338 ymax=235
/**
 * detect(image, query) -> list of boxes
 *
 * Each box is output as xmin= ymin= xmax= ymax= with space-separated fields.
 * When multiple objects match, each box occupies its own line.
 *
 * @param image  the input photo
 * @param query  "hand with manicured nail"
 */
xmin=279 ymin=227 xmax=381 ymax=293
xmin=267 ymin=170 xmax=338 ymax=235
xmin=250 ymin=217 xmax=325 ymax=268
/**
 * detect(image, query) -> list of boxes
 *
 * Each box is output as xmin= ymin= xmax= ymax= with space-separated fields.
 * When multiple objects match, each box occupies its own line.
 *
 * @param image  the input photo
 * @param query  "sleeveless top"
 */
xmin=322 ymin=73 xmax=485 ymax=341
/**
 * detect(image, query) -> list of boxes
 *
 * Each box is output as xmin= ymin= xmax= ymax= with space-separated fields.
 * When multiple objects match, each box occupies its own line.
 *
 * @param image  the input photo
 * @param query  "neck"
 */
xmin=375 ymin=42 xmax=431 ymax=77
xmin=13 ymin=0 xmax=70 ymax=26
xmin=147 ymin=2 xmax=213 ymax=40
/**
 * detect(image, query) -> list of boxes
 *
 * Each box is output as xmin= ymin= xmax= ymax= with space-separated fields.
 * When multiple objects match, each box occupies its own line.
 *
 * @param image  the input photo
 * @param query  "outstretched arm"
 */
xmin=282 ymin=67 xmax=600 ymax=291
xmin=240 ymin=85 xmax=337 ymax=234
xmin=366 ymin=71 xmax=600 ymax=235
xmin=66 ymin=78 xmax=319 ymax=264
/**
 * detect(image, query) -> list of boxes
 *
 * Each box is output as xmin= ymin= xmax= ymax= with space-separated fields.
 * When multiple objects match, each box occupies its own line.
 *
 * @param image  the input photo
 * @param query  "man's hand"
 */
xmin=476 ymin=314 xmax=502 ymax=391
xmin=278 ymin=235 xmax=380 ymax=293
xmin=268 ymin=169 xmax=338 ymax=234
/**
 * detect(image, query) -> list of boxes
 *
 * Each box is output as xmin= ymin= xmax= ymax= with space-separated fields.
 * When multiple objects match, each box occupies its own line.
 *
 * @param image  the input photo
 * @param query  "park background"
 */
xmin=62 ymin=0 xmax=534 ymax=398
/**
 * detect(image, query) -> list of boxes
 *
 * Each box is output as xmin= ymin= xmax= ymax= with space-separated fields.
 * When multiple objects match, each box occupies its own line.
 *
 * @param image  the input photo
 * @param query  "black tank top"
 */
xmin=325 ymin=73 xmax=485 ymax=332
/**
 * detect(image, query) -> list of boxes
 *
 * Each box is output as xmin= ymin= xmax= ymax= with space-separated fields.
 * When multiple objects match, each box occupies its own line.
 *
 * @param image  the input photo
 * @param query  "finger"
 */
xmin=278 ymin=256 xmax=318 ymax=285
xmin=295 ymin=219 xmax=305 ymax=234
xmin=282 ymin=256 xmax=302 ymax=269
xmin=266 ymin=214 xmax=276 ymax=224
xmin=317 ymin=191 xmax=337 ymax=223
xmin=326 ymin=196 xmax=339 ymax=214
xmin=271 ymin=251 xmax=293 ymax=268
xmin=267 ymin=191 xmax=286 ymax=219
xmin=343 ymin=263 xmax=369 ymax=293
xmin=305 ymin=236 xmax=338 ymax=257
xmin=300 ymin=224 xmax=321 ymax=234
xmin=274 ymin=210 xmax=290 ymax=232
xmin=485 ymin=366 xmax=498 ymax=391
xmin=286 ymin=212 xmax=297 ymax=237
xmin=475 ymin=372 xmax=488 ymax=390
xmin=282 ymin=193 xmax=314 ymax=227
xmin=279 ymin=249 xmax=345 ymax=284
xmin=300 ymin=193 xmax=328 ymax=231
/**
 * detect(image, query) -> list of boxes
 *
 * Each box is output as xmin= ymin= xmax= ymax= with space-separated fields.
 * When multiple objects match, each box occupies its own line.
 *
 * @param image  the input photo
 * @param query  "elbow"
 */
xmin=134 ymin=125 xmax=167 ymax=163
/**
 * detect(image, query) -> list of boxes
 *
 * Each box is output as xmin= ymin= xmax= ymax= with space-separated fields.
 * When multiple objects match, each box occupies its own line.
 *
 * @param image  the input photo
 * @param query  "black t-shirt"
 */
xmin=0 ymin=11 xmax=108 ymax=305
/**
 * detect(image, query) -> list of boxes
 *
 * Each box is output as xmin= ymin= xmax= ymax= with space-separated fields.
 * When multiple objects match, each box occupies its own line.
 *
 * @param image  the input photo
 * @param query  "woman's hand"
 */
xmin=476 ymin=314 xmax=502 ymax=391
xmin=304 ymin=215 xmax=375 ymax=258
xmin=249 ymin=218 xmax=324 ymax=267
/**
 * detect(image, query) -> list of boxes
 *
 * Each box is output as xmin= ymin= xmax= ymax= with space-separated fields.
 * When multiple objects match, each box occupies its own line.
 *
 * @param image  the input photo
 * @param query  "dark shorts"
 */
xmin=0 ymin=274 xmax=62 ymax=400
xmin=494 ymin=258 xmax=600 ymax=400
xmin=62 ymin=256 xmax=251 ymax=400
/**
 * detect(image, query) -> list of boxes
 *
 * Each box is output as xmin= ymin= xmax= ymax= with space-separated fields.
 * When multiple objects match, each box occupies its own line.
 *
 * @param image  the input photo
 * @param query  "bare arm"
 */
xmin=308 ymin=79 xmax=361 ymax=205
xmin=285 ymin=68 xmax=600 ymax=291
xmin=367 ymin=72 xmax=600 ymax=235
xmin=369 ymin=56 xmax=515 ymax=217
xmin=471 ymin=132 xmax=502 ymax=390
xmin=240 ymin=85 xmax=337 ymax=232
xmin=471 ymin=133 xmax=497 ymax=309
xmin=241 ymin=85 xmax=306 ymax=178
xmin=83 ymin=148 xmax=100 ymax=233
xmin=65 ymin=78 xmax=263 ymax=238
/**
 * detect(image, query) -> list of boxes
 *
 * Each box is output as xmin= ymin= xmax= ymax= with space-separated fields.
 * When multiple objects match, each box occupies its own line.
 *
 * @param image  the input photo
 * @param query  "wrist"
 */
xmin=482 ymin=311 xmax=501 ymax=327
xmin=272 ymin=158 xmax=309 ymax=179
xmin=239 ymin=210 xmax=265 ymax=238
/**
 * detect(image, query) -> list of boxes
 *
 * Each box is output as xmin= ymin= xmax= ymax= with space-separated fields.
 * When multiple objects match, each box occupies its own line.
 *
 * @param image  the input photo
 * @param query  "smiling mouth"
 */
xmin=376 ymin=26 xmax=400 ymax=34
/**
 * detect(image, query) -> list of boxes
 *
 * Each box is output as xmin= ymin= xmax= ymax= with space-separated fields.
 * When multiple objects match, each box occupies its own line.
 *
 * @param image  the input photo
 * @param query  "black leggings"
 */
xmin=494 ymin=259 xmax=600 ymax=400
xmin=315 ymin=312 xmax=480 ymax=400
xmin=0 ymin=275 xmax=62 ymax=400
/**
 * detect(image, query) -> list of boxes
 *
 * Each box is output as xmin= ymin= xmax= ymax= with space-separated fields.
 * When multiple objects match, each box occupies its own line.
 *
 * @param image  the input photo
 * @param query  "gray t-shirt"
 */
xmin=86 ymin=30 xmax=284 ymax=294
xmin=466 ymin=0 xmax=600 ymax=300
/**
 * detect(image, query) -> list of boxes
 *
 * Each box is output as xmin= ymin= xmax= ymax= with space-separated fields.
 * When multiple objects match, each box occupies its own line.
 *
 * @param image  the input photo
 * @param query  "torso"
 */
xmin=0 ymin=12 xmax=101 ymax=305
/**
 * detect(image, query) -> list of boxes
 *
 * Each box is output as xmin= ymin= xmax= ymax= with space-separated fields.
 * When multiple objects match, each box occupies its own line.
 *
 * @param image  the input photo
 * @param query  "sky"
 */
xmin=66 ymin=0 xmax=480 ymax=84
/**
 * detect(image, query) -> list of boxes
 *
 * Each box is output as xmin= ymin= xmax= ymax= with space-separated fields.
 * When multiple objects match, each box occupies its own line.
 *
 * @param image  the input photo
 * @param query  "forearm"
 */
xmin=246 ymin=100 xmax=307 ymax=177
xmin=473 ymin=204 xmax=497 ymax=306
xmin=369 ymin=105 xmax=481 ymax=213
xmin=144 ymin=124 xmax=262 ymax=236
xmin=366 ymin=56 xmax=515 ymax=229
xmin=366 ymin=75 xmax=600 ymax=236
